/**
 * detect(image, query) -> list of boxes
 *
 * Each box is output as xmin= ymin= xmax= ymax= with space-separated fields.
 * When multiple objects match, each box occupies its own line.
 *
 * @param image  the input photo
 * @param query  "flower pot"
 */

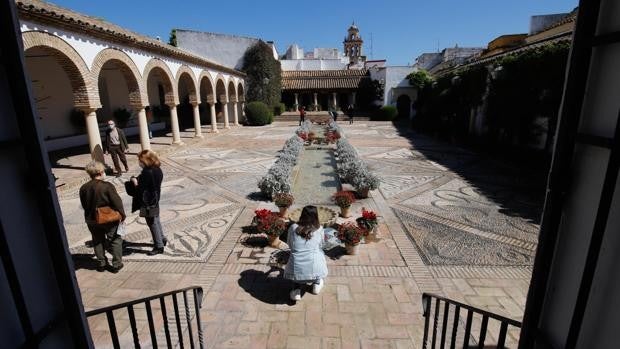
xmin=278 ymin=206 xmax=289 ymax=218
xmin=357 ymin=188 xmax=370 ymax=198
xmin=268 ymin=235 xmax=281 ymax=248
xmin=345 ymin=243 xmax=359 ymax=255
xmin=340 ymin=206 xmax=351 ymax=218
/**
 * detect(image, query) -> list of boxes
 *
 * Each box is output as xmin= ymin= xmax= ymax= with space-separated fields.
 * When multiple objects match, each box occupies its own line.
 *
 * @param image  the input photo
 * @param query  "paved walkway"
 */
xmin=60 ymin=121 xmax=542 ymax=348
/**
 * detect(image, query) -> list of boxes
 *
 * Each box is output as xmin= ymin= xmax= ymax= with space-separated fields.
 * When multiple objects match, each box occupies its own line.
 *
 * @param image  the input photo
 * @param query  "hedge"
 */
xmin=245 ymin=101 xmax=273 ymax=126
xmin=371 ymin=106 xmax=398 ymax=121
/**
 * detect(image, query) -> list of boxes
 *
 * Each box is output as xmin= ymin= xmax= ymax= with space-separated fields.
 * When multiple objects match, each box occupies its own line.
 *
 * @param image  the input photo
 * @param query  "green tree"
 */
xmin=406 ymin=69 xmax=434 ymax=89
xmin=242 ymin=41 xmax=282 ymax=107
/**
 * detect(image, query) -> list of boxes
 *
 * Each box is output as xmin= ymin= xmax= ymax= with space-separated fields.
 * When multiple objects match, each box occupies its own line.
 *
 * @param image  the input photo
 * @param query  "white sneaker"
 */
xmin=290 ymin=288 xmax=301 ymax=301
xmin=311 ymin=279 xmax=324 ymax=295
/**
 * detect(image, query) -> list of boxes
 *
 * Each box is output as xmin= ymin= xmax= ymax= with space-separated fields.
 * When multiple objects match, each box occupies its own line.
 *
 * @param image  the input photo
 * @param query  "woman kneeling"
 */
xmin=284 ymin=205 xmax=328 ymax=301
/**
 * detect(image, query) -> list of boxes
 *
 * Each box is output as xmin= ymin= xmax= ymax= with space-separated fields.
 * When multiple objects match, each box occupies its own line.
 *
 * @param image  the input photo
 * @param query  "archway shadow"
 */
xmin=237 ymin=269 xmax=296 ymax=305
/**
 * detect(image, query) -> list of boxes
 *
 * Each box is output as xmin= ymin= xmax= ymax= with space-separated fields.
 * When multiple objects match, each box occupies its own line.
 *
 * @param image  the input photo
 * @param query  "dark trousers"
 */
xmin=109 ymin=144 xmax=128 ymax=173
xmin=87 ymin=223 xmax=123 ymax=268
xmin=299 ymin=115 xmax=305 ymax=126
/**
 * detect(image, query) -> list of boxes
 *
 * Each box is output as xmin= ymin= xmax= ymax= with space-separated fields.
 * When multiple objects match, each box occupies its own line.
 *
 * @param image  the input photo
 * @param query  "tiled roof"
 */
xmin=281 ymin=69 xmax=369 ymax=90
xmin=16 ymin=0 xmax=245 ymax=76
xmin=539 ymin=8 xmax=578 ymax=34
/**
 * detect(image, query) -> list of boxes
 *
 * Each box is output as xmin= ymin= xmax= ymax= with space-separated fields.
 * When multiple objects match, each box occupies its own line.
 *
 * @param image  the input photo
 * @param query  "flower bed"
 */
xmin=335 ymin=138 xmax=380 ymax=193
xmin=258 ymin=134 xmax=304 ymax=198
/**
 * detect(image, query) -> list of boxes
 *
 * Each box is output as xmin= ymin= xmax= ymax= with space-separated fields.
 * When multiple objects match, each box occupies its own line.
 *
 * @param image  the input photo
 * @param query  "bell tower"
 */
xmin=343 ymin=21 xmax=364 ymax=64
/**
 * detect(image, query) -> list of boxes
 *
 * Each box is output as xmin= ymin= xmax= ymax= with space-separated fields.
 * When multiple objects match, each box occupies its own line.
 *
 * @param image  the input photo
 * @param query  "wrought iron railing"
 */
xmin=422 ymin=293 xmax=522 ymax=349
xmin=85 ymin=286 xmax=204 ymax=349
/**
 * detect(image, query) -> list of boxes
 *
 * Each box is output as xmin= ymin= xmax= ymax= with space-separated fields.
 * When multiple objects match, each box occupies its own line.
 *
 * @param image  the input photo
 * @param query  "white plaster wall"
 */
xmin=98 ymin=68 xmax=131 ymax=121
xmin=280 ymin=59 xmax=347 ymax=71
xmin=25 ymin=51 xmax=76 ymax=139
xmin=176 ymin=30 xmax=259 ymax=70
xmin=383 ymin=66 xmax=415 ymax=105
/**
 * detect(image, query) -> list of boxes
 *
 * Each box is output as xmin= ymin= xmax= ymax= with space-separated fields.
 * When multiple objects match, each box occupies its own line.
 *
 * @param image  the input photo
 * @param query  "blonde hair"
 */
xmin=85 ymin=161 xmax=105 ymax=178
xmin=138 ymin=150 xmax=161 ymax=168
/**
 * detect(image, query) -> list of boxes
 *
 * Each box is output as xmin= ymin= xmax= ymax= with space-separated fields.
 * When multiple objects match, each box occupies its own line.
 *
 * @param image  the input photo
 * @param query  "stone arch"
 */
xmin=143 ymin=58 xmax=176 ymax=105
xmin=176 ymin=65 xmax=198 ymax=105
xmin=227 ymin=80 xmax=237 ymax=103
xmin=198 ymin=71 xmax=215 ymax=104
xmin=22 ymin=31 xmax=97 ymax=108
xmin=91 ymin=48 xmax=147 ymax=107
xmin=215 ymin=74 xmax=227 ymax=103
xmin=237 ymin=82 xmax=245 ymax=102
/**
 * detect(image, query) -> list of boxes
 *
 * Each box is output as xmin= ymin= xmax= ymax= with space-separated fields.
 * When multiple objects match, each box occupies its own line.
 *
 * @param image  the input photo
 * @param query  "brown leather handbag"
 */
xmin=94 ymin=182 xmax=122 ymax=224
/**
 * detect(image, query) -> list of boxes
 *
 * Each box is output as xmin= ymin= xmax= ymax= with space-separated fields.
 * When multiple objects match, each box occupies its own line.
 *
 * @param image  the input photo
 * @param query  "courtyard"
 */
xmin=60 ymin=121 xmax=542 ymax=348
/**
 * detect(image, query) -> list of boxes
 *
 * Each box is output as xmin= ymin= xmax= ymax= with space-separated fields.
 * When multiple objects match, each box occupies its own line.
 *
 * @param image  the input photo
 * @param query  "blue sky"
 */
xmin=50 ymin=0 xmax=577 ymax=66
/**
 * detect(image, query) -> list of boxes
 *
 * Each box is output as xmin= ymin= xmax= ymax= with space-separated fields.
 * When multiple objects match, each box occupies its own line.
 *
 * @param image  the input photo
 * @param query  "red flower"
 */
xmin=361 ymin=208 xmax=377 ymax=221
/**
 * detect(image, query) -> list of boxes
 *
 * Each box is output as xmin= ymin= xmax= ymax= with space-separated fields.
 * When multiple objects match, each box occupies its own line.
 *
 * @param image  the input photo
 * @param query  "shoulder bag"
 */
xmin=94 ymin=181 xmax=122 ymax=224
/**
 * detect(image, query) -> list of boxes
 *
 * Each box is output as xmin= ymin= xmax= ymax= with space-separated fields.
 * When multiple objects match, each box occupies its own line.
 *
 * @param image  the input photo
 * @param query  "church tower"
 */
xmin=343 ymin=22 xmax=364 ymax=65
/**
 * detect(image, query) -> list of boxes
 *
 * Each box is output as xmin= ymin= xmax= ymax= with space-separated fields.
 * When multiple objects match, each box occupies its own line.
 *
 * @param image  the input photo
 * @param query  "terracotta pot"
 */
xmin=268 ymin=235 xmax=281 ymax=248
xmin=345 ymin=243 xmax=359 ymax=255
xmin=357 ymin=188 xmax=370 ymax=198
xmin=340 ymin=206 xmax=351 ymax=218
xmin=278 ymin=206 xmax=289 ymax=218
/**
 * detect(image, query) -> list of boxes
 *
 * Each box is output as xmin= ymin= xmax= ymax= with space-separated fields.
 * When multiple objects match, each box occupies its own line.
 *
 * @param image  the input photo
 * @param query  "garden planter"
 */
xmin=345 ymin=243 xmax=359 ymax=255
xmin=278 ymin=206 xmax=289 ymax=218
xmin=357 ymin=188 xmax=370 ymax=198
xmin=268 ymin=235 xmax=281 ymax=248
xmin=339 ymin=206 xmax=351 ymax=218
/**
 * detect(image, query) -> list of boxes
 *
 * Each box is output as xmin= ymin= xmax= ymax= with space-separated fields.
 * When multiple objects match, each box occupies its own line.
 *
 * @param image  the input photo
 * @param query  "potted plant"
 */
xmin=336 ymin=222 xmax=367 ymax=255
xmin=332 ymin=191 xmax=356 ymax=218
xmin=352 ymin=171 xmax=380 ymax=198
xmin=356 ymin=208 xmax=378 ymax=235
xmin=253 ymin=209 xmax=287 ymax=247
xmin=273 ymin=192 xmax=294 ymax=218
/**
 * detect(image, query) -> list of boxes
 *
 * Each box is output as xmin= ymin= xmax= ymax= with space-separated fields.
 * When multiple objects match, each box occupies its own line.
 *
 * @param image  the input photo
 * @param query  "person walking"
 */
xmin=347 ymin=104 xmax=354 ymax=124
xmin=79 ymin=161 xmax=125 ymax=273
xmin=104 ymin=120 xmax=129 ymax=177
xmin=127 ymin=150 xmax=167 ymax=255
xmin=299 ymin=106 xmax=306 ymax=126
xmin=284 ymin=205 xmax=328 ymax=301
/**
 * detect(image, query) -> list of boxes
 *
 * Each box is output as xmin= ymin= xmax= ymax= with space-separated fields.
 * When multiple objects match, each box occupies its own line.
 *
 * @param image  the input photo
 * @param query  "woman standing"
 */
xmin=79 ymin=161 xmax=125 ymax=272
xmin=284 ymin=205 xmax=328 ymax=301
xmin=129 ymin=150 xmax=167 ymax=255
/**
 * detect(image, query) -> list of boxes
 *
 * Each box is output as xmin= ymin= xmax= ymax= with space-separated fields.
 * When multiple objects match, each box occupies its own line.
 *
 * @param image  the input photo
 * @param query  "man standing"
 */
xmin=299 ymin=106 xmax=306 ymax=126
xmin=347 ymin=104 xmax=354 ymax=124
xmin=104 ymin=120 xmax=129 ymax=177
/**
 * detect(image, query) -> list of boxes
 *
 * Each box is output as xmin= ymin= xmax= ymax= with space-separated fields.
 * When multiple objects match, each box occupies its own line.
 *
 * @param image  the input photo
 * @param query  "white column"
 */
xmin=222 ymin=102 xmax=230 ymax=129
xmin=192 ymin=103 xmax=203 ymax=138
xmin=241 ymin=102 xmax=245 ymax=118
xmin=83 ymin=108 xmax=103 ymax=160
xmin=332 ymin=92 xmax=338 ymax=109
xmin=169 ymin=104 xmax=182 ymax=145
xmin=136 ymin=107 xmax=151 ymax=150
xmin=209 ymin=102 xmax=219 ymax=133
xmin=313 ymin=93 xmax=318 ymax=111
xmin=294 ymin=93 xmax=299 ymax=110
xmin=234 ymin=102 xmax=240 ymax=126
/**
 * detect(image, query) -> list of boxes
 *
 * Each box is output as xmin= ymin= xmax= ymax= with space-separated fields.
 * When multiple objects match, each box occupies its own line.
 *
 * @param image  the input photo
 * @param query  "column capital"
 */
xmin=78 ymin=106 xmax=100 ymax=114
xmin=191 ymin=102 xmax=200 ymax=107
xmin=166 ymin=103 xmax=178 ymax=108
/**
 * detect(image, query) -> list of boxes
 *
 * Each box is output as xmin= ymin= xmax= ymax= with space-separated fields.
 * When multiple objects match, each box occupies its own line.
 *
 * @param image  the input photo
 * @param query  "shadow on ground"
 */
xmin=391 ymin=120 xmax=547 ymax=224
xmin=237 ymin=269 xmax=296 ymax=305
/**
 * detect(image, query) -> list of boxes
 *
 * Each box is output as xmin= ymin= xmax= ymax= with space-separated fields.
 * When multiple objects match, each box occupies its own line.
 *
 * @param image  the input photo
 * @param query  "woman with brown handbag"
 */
xmin=79 ymin=161 xmax=126 ymax=273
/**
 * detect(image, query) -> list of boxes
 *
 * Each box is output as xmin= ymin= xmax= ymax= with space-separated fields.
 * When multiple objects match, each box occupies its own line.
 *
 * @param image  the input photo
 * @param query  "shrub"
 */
xmin=371 ymin=106 xmax=398 ymax=121
xmin=113 ymin=108 xmax=132 ymax=128
xmin=351 ymin=169 xmax=380 ymax=191
xmin=242 ymin=41 xmax=282 ymax=106
xmin=273 ymin=102 xmax=286 ymax=116
xmin=337 ymin=222 xmax=367 ymax=245
xmin=332 ymin=191 xmax=356 ymax=208
xmin=253 ymin=209 xmax=287 ymax=237
xmin=273 ymin=192 xmax=294 ymax=207
xmin=407 ymin=69 xmax=434 ymax=89
xmin=258 ymin=135 xmax=304 ymax=197
xmin=245 ymin=101 xmax=273 ymax=126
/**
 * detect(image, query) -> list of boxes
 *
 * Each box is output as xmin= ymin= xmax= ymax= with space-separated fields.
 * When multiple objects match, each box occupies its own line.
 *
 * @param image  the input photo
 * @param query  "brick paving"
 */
xmin=58 ymin=121 xmax=541 ymax=348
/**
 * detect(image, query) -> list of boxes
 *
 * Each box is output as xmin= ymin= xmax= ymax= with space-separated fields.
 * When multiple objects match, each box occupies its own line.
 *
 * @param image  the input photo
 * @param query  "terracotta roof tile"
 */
xmin=281 ymin=69 xmax=368 ymax=90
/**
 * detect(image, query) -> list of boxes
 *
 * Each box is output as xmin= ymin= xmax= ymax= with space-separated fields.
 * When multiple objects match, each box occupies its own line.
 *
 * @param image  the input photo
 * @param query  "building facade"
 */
xmin=18 ymin=0 xmax=246 ymax=156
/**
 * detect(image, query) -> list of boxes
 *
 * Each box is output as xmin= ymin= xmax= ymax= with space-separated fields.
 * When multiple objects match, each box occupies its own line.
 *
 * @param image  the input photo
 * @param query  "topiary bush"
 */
xmin=245 ymin=101 xmax=273 ymax=126
xmin=273 ymin=102 xmax=286 ymax=116
xmin=371 ymin=106 xmax=398 ymax=121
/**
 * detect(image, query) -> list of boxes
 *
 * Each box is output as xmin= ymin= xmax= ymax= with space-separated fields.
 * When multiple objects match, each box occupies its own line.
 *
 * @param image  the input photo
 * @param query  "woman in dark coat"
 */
xmin=128 ymin=150 xmax=167 ymax=255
